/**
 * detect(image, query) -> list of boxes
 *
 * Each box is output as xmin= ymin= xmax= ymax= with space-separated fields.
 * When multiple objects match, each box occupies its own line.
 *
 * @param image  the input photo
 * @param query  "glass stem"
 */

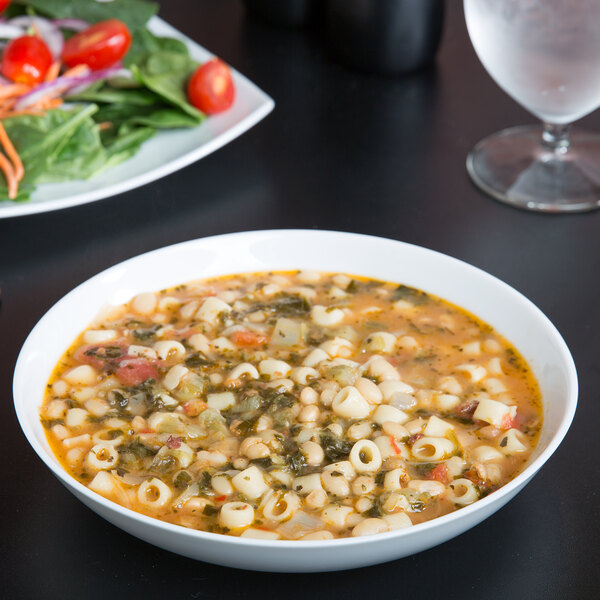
xmin=542 ymin=122 xmax=571 ymax=154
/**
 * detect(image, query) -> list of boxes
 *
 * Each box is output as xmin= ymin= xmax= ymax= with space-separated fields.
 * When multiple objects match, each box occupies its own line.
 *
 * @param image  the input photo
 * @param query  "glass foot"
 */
xmin=467 ymin=125 xmax=600 ymax=213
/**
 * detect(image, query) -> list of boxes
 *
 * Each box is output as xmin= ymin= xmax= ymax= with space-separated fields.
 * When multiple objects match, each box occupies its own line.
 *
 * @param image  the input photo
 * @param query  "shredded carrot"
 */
xmin=97 ymin=121 xmax=113 ymax=131
xmin=0 ymin=98 xmax=17 ymax=111
xmin=0 ymin=109 xmax=46 ymax=119
xmin=0 ymin=151 xmax=18 ymax=199
xmin=0 ymin=122 xmax=24 ymax=182
xmin=33 ymin=97 xmax=63 ymax=110
xmin=62 ymin=65 xmax=90 ymax=79
xmin=45 ymin=61 xmax=61 ymax=83
xmin=0 ymin=84 xmax=31 ymax=100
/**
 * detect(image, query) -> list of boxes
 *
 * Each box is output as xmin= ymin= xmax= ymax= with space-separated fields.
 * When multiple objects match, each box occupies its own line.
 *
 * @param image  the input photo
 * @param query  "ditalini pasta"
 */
xmin=40 ymin=271 xmax=542 ymax=539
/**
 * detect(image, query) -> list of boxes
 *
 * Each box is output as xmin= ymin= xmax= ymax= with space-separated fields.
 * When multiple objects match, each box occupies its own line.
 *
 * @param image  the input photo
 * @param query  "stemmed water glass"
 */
xmin=464 ymin=0 xmax=600 ymax=212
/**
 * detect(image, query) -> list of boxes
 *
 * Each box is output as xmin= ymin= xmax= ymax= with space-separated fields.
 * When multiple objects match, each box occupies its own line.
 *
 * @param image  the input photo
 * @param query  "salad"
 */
xmin=0 ymin=0 xmax=235 ymax=202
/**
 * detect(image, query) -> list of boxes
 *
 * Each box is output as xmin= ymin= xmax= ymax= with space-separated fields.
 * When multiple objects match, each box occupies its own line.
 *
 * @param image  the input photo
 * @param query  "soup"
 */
xmin=40 ymin=271 xmax=542 ymax=540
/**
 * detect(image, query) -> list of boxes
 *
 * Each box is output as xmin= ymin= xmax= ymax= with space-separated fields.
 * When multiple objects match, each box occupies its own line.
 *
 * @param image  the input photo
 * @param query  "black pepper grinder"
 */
xmin=326 ymin=0 xmax=445 ymax=74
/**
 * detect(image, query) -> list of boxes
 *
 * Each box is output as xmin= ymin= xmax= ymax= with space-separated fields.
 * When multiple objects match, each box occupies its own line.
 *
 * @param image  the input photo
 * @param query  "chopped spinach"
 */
xmin=392 ymin=284 xmax=430 ymax=305
xmin=185 ymin=352 xmax=212 ymax=368
xmin=150 ymin=454 xmax=177 ymax=475
xmin=118 ymin=438 xmax=156 ymax=459
xmin=287 ymin=450 xmax=307 ymax=475
xmin=364 ymin=499 xmax=383 ymax=518
xmin=203 ymin=504 xmax=220 ymax=516
xmin=254 ymin=294 xmax=311 ymax=317
xmin=413 ymin=463 xmax=436 ymax=477
xmin=346 ymin=280 xmax=360 ymax=294
xmin=173 ymin=471 xmax=192 ymax=489
xmin=320 ymin=431 xmax=353 ymax=462
xmin=250 ymin=457 xmax=272 ymax=469
xmin=198 ymin=471 xmax=213 ymax=493
xmin=131 ymin=323 xmax=162 ymax=342
xmin=84 ymin=344 xmax=124 ymax=360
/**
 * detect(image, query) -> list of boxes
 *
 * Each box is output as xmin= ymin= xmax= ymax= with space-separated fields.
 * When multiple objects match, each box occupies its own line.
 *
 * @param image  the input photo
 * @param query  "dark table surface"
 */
xmin=2 ymin=1 xmax=599 ymax=598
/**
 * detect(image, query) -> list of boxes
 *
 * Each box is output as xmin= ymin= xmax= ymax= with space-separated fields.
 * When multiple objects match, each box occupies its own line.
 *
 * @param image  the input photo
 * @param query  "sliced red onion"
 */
xmin=0 ymin=23 xmax=25 ymax=39
xmin=53 ymin=18 xmax=90 ymax=32
xmin=14 ymin=66 xmax=130 ymax=110
xmin=9 ymin=16 xmax=64 ymax=57
xmin=66 ymin=68 xmax=132 ymax=96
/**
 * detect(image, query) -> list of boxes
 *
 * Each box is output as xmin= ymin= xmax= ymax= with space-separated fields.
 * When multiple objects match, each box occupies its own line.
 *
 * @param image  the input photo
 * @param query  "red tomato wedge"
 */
xmin=62 ymin=19 xmax=132 ymax=70
xmin=1 ymin=36 xmax=52 ymax=85
xmin=0 ymin=0 xmax=11 ymax=13
xmin=187 ymin=58 xmax=235 ymax=114
xmin=115 ymin=357 xmax=159 ymax=387
xmin=231 ymin=330 xmax=269 ymax=347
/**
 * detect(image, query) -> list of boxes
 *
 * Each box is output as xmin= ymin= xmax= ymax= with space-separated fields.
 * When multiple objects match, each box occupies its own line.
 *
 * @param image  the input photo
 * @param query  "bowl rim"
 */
xmin=13 ymin=229 xmax=579 ymax=549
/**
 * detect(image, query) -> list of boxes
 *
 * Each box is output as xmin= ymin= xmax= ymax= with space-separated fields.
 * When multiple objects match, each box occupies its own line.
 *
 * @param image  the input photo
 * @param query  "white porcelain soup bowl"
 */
xmin=14 ymin=230 xmax=577 ymax=572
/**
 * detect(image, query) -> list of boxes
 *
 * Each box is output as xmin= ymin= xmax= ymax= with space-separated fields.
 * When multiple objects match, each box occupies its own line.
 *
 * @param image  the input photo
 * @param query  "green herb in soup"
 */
xmin=40 ymin=271 xmax=542 ymax=540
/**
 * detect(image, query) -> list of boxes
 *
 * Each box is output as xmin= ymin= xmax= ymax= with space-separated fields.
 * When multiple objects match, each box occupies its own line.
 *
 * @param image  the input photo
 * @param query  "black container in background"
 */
xmin=243 ymin=0 xmax=316 ymax=28
xmin=326 ymin=0 xmax=445 ymax=75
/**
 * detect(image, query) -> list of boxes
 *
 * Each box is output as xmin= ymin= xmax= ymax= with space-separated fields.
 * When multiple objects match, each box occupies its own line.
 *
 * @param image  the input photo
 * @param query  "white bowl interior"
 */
xmin=13 ymin=230 xmax=577 ymax=571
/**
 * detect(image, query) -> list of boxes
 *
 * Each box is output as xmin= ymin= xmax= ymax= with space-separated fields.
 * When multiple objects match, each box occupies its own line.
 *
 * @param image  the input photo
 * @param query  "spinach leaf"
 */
xmin=124 ymin=108 xmax=203 ymax=129
xmin=131 ymin=51 xmax=204 ymax=120
xmin=4 ymin=103 xmax=98 ymax=165
xmin=12 ymin=0 xmax=158 ymax=32
xmin=102 ymin=126 xmax=156 ymax=170
xmin=0 ymin=105 xmax=103 ymax=201
xmin=69 ymin=88 xmax=160 ymax=107
xmin=125 ymin=27 xmax=189 ymax=68
xmin=37 ymin=116 xmax=106 ymax=183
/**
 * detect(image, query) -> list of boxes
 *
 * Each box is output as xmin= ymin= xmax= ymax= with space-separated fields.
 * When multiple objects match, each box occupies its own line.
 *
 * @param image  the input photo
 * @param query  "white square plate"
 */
xmin=0 ymin=17 xmax=274 ymax=218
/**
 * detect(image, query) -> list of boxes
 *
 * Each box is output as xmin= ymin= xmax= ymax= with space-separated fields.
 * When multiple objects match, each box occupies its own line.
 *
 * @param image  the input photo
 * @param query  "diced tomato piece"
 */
xmin=463 ymin=466 xmax=498 ymax=496
xmin=214 ymin=495 xmax=227 ymax=502
xmin=501 ymin=413 xmax=516 ymax=430
xmin=115 ymin=357 xmax=159 ymax=386
xmin=463 ymin=467 xmax=484 ymax=488
xmin=182 ymin=399 xmax=207 ymax=417
xmin=427 ymin=463 xmax=449 ymax=484
xmin=231 ymin=330 xmax=269 ymax=347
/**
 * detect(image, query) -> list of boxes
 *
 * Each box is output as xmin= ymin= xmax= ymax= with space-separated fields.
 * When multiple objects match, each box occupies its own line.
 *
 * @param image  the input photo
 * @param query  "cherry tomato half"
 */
xmin=62 ymin=19 xmax=132 ymax=71
xmin=0 ymin=0 xmax=11 ymax=14
xmin=187 ymin=58 xmax=235 ymax=114
xmin=1 ymin=35 xmax=52 ymax=85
